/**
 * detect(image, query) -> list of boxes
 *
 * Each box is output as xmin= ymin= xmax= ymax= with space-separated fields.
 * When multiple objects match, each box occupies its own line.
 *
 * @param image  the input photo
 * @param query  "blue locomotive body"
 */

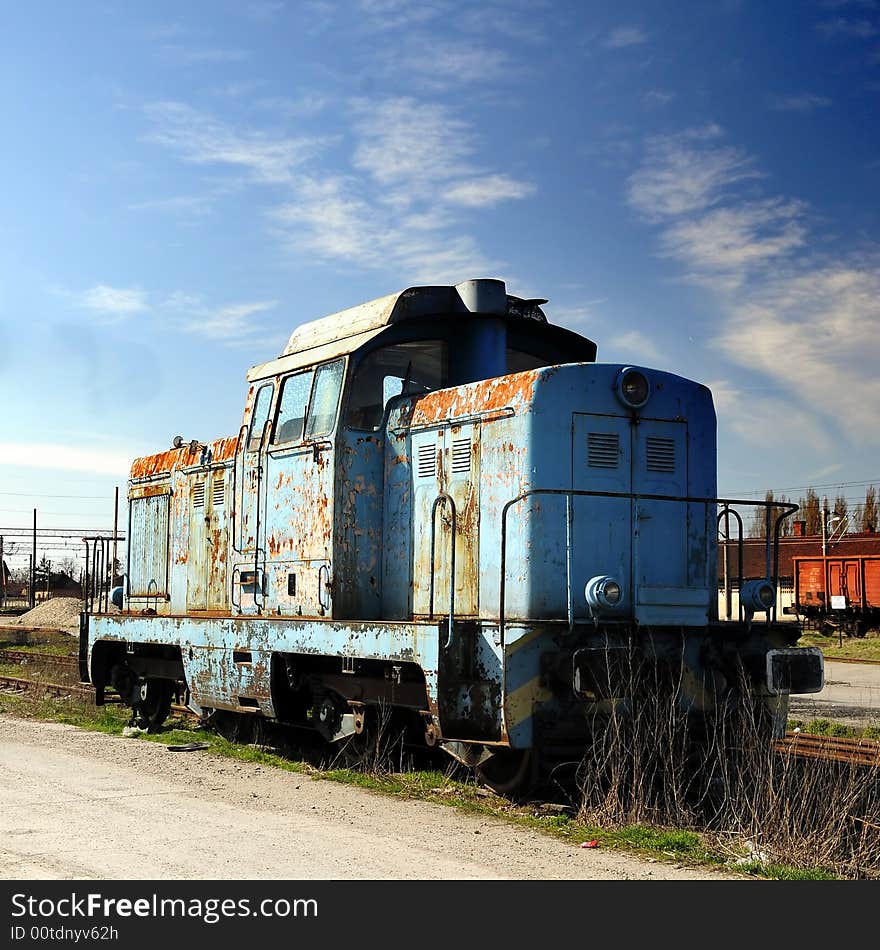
xmin=83 ymin=278 xmax=823 ymax=792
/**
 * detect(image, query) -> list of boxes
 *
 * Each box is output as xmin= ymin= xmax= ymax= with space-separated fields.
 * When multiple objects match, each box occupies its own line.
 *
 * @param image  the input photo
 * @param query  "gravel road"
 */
xmin=0 ymin=715 xmax=742 ymax=881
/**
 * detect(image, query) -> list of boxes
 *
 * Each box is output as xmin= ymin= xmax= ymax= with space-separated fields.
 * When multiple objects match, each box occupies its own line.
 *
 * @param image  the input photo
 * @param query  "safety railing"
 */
xmin=428 ymin=493 xmax=457 ymax=649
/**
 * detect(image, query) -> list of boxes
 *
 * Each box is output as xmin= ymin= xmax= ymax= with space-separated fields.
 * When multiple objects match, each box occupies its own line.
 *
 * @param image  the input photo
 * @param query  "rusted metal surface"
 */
xmin=776 ymin=731 xmax=880 ymax=768
xmin=130 ymin=436 xmax=238 ymax=481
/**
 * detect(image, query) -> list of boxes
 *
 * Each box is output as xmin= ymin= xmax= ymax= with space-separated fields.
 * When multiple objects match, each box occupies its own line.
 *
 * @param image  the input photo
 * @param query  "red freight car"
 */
xmin=793 ymin=555 xmax=880 ymax=636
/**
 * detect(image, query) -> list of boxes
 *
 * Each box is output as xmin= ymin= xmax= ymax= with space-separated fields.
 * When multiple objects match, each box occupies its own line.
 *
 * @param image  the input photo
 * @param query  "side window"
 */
xmin=248 ymin=383 xmax=274 ymax=451
xmin=305 ymin=359 xmax=345 ymax=440
xmin=273 ymin=370 xmax=314 ymax=445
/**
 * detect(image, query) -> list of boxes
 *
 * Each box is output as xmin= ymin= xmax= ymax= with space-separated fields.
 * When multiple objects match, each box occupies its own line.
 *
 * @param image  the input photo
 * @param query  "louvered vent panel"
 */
xmin=451 ymin=438 xmax=471 ymax=475
xmin=646 ymin=437 xmax=676 ymax=473
xmin=417 ymin=444 xmax=437 ymax=478
xmin=212 ymin=477 xmax=225 ymax=507
xmin=193 ymin=482 xmax=206 ymax=507
xmin=588 ymin=432 xmax=620 ymax=469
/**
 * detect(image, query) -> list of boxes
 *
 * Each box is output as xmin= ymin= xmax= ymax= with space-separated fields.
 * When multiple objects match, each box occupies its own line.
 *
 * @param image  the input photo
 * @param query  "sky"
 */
xmin=0 ymin=0 xmax=878 ymax=571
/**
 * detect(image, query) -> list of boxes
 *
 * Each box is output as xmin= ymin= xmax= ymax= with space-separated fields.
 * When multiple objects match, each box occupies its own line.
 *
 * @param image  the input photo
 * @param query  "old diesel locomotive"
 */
xmin=82 ymin=278 xmax=823 ymax=793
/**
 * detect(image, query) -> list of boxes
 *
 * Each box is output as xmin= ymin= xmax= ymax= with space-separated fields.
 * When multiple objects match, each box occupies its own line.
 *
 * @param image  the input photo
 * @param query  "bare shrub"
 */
xmin=575 ymin=644 xmax=880 ymax=879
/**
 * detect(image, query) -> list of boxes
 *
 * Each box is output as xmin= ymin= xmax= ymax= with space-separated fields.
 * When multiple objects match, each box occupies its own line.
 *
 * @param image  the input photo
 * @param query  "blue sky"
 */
xmin=1 ymin=0 xmax=879 ymax=570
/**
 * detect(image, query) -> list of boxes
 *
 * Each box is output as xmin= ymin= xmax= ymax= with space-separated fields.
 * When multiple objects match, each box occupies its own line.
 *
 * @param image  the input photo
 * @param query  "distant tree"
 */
xmin=749 ymin=491 xmax=792 ymax=538
xmin=798 ymin=488 xmax=822 ymax=535
xmin=56 ymin=556 xmax=78 ymax=579
xmin=863 ymin=486 xmax=877 ymax=533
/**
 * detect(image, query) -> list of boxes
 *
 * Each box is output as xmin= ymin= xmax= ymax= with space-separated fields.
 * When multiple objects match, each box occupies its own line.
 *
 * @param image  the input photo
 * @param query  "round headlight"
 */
xmin=615 ymin=368 xmax=650 ymax=409
xmin=741 ymin=579 xmax=776 ymax=613
xmin=603 ymin=580 xmax=621 ymax=605
xmin=585 ymin=575 xmax=625 ymax=612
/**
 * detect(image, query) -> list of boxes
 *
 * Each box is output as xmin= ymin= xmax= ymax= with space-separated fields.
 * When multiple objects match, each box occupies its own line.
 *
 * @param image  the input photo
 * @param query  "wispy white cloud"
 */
xmin=817 ymin=16 xmax=878 ymax=37
xmin=769 ymin=94 xmax=833 ymax=111
xmin=356 ymin=0 xmax=445 ymax=31
xmin=605 ymin=26 xmax=648 ymax=49
xmin=442 ymin=174 xmax=536 ymax=207
xmin=628 ymin=124 xmax=880 ymax=447
xmin=717 ymin=261 xmax=880 ymax=438
xmin=127 ymin=194 xmax=214 ymax=216
xmin=77 ymin=285 xmax=149 ymax=318
xmin=627 ymin=125 xmax=760 ymax=218
xmin=245 ymin=1 xmax=286 ymax=21
xmin=159 ymin=45 xmax=251 ymax=65
xmin=658 ymin=198 xmax=806 ymax=286
xmin=145 ymin=95 xmax=533 ymax=284
xmin=256 ymin=93 xmax=331 ymax=117
xmin=605 ymin=329 xmax=661 ymax=364
xmin=164 ymin=294 xmax=278 ymax=342
xmin=705 ymin=381 xmax=835 ymax=454
xmin=391 ymin=41 xmax=511 ymax=89
xmin=273 ymin=175 xmax=498 ymax=283
xmin=644 ymin=89 xmax=675 ymax=107
xmin=143 ymin=101 xmax=328 ymax=184
xmin=351 ymin=98 xmax=472 ymax=196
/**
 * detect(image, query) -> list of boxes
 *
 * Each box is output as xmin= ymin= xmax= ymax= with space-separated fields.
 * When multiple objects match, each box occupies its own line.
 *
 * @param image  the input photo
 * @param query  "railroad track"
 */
xmin=1 ymin=653 xmax=877 ymax=768
xmin=0 ymin=673 xmax=96 ymax=700
xmin=0 ymin=649 xmax=79 ymax=671
xmin=774 ymin=731 xmax=880 ymax=768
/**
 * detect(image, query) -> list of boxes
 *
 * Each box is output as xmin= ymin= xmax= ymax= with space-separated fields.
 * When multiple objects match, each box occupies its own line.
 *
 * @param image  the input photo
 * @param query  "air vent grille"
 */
xmin=588 ymin=432 xmax=620 ymax=469
xmin=417 ymin=443 xmax=437 ymax=478
xmin=192 ymin=482 xmax=206 ymax=507
xmin=646 ymin=437 xmax=675 ymax=473
xmin=451 ymin=438 xmax=471 ymax=475
xmin=212 ymin=477 xmax=225 ymax=507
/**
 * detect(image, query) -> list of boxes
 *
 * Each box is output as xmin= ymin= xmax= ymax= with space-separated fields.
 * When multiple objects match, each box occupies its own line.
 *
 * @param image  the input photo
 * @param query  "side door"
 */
xmin=187 ymin=471 xmax=231 ymax=611
xmin=570 ymin=413 xmax=632 ymax=618
xmin=262 ymin=359 xmax=345 ymax=617
xmin=236 ymin=381 xmax=276 ymax=612
xmin=412 ymin=422 xmax=480 ymax=618
xmin=187 ymin=478 xmax=208 ymax=610
xmin=844 ymin=560 xmax=862 ymax=608
xmin=631 ymin=419 xmax=688 ymax=587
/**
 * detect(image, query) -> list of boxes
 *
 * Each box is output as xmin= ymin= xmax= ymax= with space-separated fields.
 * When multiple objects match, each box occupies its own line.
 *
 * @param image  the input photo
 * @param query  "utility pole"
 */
xmin=0 ymin=535 xmax=5 ymax=608
xmin=821 ymin=497 xmax=829 ymax=557
xmin=30 ymin=508 xmax=36 ymax=609
xmin=112 ymin=486 xmax=119 ymax=589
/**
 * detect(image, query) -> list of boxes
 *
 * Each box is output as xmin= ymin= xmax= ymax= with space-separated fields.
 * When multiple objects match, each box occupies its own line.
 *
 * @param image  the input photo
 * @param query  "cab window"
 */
xmin=248 ymin=383 xmax=274 ymax=451
xmin=273 ymin=369 xmax=314 ymax=445
xmin=306 ymin=360 xmax=345 ymax=439
xmin=346 ymin=341 xmax=447 ymax=430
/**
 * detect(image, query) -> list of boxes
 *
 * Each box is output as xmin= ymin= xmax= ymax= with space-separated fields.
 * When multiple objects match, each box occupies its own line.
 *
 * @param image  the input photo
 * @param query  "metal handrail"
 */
xmin=231 ymin=423 xmax=248 ymax=554
xmin=429 ymin=493 xmax=457 ymax=649
xmin=252 ymin=418 xmax=271 ymax=610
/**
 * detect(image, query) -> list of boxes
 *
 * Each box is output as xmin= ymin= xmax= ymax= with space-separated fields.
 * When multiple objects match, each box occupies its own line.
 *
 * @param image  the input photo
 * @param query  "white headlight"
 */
xmin=741 ymin=579 xmax=776 ymax=613
xmin=615 ymin=368 xmax=650 ymax=409
xmin=585 ymin=575 xmax=625 ymax=612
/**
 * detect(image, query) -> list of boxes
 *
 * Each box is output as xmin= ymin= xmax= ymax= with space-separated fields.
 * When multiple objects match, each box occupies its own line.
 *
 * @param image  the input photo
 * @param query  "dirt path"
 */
xmin=0 ymin=715 xmax=743 ymax=881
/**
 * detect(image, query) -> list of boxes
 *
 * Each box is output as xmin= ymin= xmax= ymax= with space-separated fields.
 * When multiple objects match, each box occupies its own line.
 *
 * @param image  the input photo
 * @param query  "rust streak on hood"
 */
xmin=131 ymin=436 xmax=238 ymax=479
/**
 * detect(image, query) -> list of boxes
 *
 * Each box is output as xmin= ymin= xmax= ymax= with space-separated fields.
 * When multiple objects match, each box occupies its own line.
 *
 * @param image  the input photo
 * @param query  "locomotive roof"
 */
xmin=246 ymin=278 xmax=556 ymax=382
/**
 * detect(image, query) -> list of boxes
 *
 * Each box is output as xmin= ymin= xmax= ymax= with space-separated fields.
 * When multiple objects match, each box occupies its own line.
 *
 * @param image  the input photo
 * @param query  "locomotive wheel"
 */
xmin=132 ymin=678 xmax=173 ymax=731
xmin=475 ymin=749 xmax=535 ymax=797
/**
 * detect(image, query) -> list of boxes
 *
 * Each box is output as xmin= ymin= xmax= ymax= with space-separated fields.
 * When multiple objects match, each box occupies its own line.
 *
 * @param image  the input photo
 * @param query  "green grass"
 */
xmin=797 ymin=629 xmax=880 ymax=662
xmin=787 ymin=717 xmax=880 ymax=741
